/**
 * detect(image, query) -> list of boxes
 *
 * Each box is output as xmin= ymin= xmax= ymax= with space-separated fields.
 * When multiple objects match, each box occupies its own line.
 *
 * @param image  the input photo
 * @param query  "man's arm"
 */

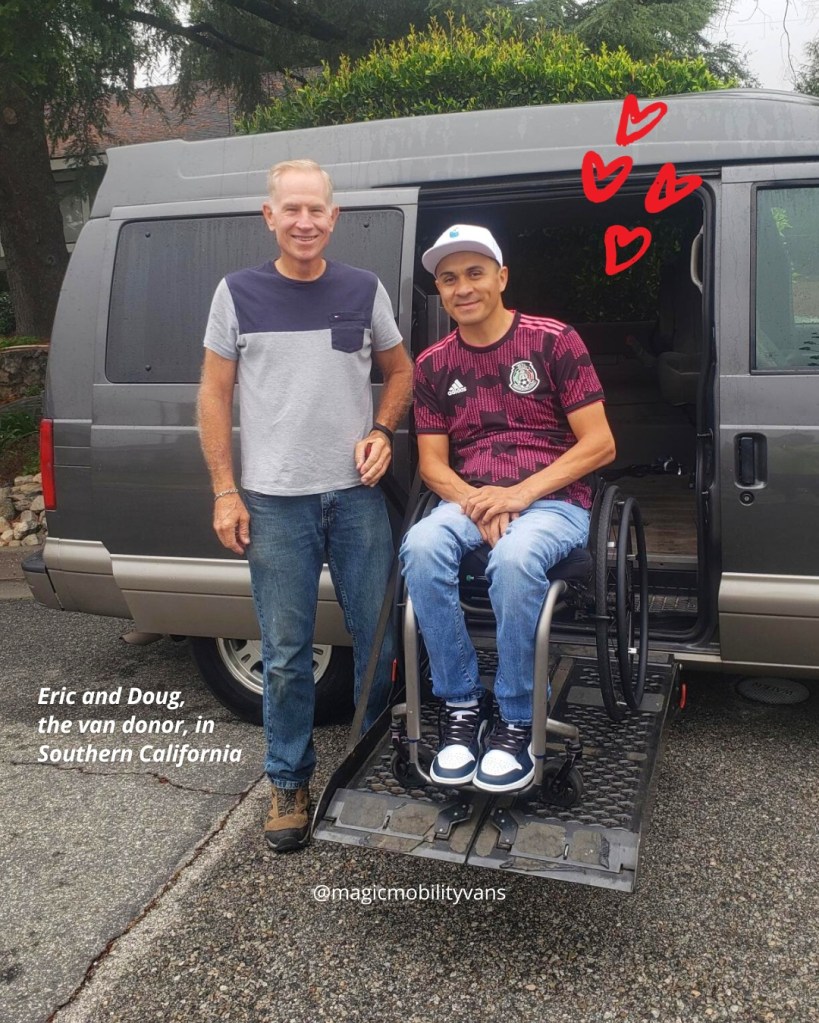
xmin=462 ymin=401 xmax=616 ymax=524
xmin=197 ymin=349 xmax=250 ymax=554
xmin=354 ymin=343 xmax=414 ymax=486
xmin=418 ymin=434 xmax=511 ymax=547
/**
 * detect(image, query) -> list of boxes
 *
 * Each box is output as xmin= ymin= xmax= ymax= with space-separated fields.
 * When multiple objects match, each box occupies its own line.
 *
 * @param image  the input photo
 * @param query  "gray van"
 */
xmin=24 ymin=88 xmax=819 ymax=723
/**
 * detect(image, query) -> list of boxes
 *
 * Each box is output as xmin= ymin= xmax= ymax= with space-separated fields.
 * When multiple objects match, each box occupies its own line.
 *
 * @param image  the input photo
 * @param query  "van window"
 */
xmin=106 ymin=209 xmax=404 ymax=383
xmin=755 ymin=186 xmax=819 ymax=372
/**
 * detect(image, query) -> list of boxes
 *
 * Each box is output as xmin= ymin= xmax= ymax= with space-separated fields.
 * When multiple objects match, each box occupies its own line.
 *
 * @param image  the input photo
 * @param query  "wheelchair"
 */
xmin=388 ymin=480 xmax=649 ymax=809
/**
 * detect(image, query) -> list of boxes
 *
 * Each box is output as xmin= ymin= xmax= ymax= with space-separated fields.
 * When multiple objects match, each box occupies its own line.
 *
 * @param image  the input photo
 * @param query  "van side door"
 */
xmin=718 ymin=165 xmax=819 ymax=671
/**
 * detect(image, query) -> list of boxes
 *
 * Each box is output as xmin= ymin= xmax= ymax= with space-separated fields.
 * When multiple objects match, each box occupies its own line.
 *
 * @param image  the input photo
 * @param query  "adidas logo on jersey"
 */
xmin=447 ymin=379 xmax=467 ymax=396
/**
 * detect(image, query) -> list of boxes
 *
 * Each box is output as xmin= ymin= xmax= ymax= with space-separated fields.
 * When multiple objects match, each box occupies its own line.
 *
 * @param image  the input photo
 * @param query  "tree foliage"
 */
xmin=795 ymin=38 xmax=819 ymax=96
xmin=0 ymin=1 xmax=431 ymax=336
xmin=239 ymin=17 xmax=732 ymax=134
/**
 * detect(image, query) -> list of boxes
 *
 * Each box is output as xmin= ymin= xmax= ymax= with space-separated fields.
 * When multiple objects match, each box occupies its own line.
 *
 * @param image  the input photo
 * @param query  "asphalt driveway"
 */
xmin=1 ymin=581 xmax=817 ymax=1023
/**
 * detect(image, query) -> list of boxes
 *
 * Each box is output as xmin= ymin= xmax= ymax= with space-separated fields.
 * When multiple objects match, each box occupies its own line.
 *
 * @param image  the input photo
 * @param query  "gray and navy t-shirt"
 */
xmin=203 ymin=259 xmax=403 ymax=496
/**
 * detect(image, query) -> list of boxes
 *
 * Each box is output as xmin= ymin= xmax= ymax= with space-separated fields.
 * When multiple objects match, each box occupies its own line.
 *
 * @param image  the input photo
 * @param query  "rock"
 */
xmin=21 ymin=534 xmax=40 ymax=546
xmin=7 ymin=540 xmax=21 ymax=548
xmin=20 ymin=509 xmax=38 ymax=524
xmin=13 ymin=482 xmax=40 ymax=496
xmin=30 ymin=495 xmax=45 ymax=513
xmin=0 ymin=495 xmax=14 ymax=521
xmin=1 ymin=529 xmax=13 ymax=542
xmin=0 ymin=517 xmax=10 ymax=532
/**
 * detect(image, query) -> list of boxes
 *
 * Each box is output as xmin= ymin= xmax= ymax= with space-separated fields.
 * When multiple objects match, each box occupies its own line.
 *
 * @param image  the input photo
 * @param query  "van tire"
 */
xmin=189 ymin=637 xmax=354 ymax=726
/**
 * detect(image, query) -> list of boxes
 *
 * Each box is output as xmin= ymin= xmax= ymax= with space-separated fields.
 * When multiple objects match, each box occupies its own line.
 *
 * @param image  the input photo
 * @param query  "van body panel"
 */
xmin=110 ymin=559 xmax=349 ymax=641
xmin=92 ymin=92 xmax=819 ymax=216
xmin=717 ymin=163 xmax=819 ymax=667
xmin=720 ymin=573 xmax=819 ymax=617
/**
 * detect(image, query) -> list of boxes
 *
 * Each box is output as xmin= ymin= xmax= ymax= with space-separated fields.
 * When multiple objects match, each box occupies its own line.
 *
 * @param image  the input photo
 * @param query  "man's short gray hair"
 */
xmin=267 ymin=159 xmax=334 ymax=204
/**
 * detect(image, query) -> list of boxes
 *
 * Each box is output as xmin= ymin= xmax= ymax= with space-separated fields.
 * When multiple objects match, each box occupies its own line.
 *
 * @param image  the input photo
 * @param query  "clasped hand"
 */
xmin=461 ymin=485 xmax=530 ymax=547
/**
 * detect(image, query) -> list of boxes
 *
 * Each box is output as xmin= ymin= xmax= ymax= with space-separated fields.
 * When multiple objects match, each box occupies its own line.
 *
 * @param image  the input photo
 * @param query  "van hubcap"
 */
xmin=215 ymin=638 xmax=333 ymax=696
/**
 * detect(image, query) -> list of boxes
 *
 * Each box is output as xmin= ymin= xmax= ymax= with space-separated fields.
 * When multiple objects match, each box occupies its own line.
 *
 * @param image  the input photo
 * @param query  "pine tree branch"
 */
xmin=217 ymin=0 xmax=345 ymax=42
xmin=127 ymin=8 xmax=267 ymax=58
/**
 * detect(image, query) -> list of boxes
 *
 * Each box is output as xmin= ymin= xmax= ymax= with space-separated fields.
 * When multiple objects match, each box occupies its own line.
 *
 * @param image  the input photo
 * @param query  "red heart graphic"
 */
xmin=645 ymin=162 xmax=703 ymax=213
xmin=581 ymin=150 xmax=634 ymax=204
xmin=604 ymin=225 xmax=652 ymax=276
xmin=616 ymin=94 xmax=668 ymax=146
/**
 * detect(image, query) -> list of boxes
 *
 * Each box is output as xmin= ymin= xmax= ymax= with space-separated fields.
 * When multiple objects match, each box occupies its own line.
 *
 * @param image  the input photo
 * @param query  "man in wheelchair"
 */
xmin=399 ymin=225 xmax=616 ymax=793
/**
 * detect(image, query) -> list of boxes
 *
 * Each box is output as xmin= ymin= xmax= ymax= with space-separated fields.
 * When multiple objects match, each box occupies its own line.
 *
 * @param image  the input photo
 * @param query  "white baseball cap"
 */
xmin=421 ymin=224 xmax=503 ymax=276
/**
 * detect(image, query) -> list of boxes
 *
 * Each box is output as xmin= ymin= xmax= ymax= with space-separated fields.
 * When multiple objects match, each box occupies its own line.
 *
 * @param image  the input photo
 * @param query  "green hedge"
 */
xmin=240 ymin=20 xmax=731 ymax=134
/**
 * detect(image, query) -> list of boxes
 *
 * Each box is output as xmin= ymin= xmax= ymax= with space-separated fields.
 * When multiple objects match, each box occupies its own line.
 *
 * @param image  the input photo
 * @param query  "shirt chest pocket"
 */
xmin=329 ymin=312 xmax=368 ymax=353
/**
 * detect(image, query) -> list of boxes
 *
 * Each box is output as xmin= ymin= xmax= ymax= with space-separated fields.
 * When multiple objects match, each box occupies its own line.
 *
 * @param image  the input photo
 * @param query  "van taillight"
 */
xmin=39 ymin=418 xmax=56 ymax=510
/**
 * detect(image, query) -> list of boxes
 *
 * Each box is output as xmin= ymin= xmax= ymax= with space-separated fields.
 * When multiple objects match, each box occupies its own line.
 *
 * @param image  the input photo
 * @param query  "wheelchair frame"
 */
xmin=389 ymin=480 xmax=650 ymax=807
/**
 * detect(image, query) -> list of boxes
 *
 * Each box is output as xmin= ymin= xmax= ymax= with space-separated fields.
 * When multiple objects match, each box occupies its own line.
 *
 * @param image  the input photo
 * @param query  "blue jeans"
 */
xmin=399 ymin=499 xmax=589 ymax=725
xmin=244 ymin=485 xmax=395 ymax=789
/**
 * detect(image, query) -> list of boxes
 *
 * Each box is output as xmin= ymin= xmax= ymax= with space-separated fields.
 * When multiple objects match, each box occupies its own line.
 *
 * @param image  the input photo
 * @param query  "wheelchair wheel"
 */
xmin=616 ymin=496 xmax=649 ymax=711
xmin=593 ymin=485 xmax=629 ymax=722
xmin=540 ymin=758 xmax=584 ymax=808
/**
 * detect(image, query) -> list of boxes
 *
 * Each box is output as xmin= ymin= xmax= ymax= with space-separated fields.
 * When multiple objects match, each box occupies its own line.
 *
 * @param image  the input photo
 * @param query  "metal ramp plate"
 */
xmin=313 ymin=656 xmax=678 ymax=891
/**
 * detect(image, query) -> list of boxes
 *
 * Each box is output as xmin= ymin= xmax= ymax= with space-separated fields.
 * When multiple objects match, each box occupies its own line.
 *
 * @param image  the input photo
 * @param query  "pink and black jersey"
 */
xmin=413 ymin=311 xmax=605 ymax=508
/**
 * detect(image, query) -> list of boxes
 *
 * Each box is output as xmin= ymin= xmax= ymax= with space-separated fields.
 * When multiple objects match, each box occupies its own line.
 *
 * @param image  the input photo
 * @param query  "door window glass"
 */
xmin=106 ymin=209 xmax=403 ymax=383
xmin=755 ymin=186 xmax=819 ymax=371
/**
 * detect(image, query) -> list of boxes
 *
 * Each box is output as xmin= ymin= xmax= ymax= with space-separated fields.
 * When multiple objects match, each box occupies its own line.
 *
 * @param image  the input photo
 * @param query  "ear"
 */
xmin=262 ymin=201 xmax=276 ymax=233
xmin=498 ymin=265 xmax=509 ymax=293
xmin=328 ymin=204 xmax=340 ymax=232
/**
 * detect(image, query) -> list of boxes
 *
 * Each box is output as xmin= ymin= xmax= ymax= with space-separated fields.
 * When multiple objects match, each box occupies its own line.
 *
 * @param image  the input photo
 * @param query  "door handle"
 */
xmin=735 ymin=433 xmax=767 ymax=487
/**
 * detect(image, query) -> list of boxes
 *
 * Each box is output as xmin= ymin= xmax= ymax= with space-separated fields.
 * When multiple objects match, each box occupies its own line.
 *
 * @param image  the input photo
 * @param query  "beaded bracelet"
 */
xmin=214 ymin=488 xmax=239 ymax=501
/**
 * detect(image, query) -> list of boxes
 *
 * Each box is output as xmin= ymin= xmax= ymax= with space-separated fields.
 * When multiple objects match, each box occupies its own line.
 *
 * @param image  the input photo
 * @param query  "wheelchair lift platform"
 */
xmin=313 ymin=653 xmax=679 ymax=892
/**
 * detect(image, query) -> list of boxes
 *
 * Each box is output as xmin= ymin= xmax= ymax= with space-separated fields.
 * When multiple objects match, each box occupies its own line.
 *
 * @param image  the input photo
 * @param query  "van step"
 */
xmin=313 ymin=655 xmax=679 ymax=891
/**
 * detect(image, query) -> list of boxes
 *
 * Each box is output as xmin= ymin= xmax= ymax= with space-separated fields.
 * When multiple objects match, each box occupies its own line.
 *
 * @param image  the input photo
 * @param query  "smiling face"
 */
xmin=262 ymin=168 xmax=339 ymax=279
xmin=434 ymin=250 xmax=509 ymax=341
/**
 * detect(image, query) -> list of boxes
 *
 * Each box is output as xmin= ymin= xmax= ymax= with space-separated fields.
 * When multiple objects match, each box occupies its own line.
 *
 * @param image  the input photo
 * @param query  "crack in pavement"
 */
xmin=7 ymin=759 xmax=262 ymax=797
xmin=43 ymin=778 xmax=265 ymax=1023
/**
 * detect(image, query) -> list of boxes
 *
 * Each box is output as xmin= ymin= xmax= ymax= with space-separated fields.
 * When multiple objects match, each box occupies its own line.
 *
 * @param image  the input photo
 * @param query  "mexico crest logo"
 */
xmin=509 ymin=360 xmax=539 ymax=394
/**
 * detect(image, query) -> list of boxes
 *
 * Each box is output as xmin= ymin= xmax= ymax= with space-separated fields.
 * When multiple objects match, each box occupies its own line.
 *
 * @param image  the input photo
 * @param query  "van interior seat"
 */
xmin=656 ymin=247 xmax=703 ymax=406
xmin=572 ymin=321 xmax=658 ymax=406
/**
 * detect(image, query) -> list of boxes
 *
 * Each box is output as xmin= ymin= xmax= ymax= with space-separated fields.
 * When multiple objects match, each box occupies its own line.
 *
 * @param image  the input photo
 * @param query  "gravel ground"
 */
xmin=51 ymin=673 xmax=819 ymax=1023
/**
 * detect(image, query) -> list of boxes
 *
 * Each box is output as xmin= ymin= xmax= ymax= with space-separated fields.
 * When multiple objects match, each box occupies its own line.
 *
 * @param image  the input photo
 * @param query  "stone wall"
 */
xmin=0 ymin=474 xmax=46 ymax=547
xmin=0 ymin=346 xmax=49 ymax=404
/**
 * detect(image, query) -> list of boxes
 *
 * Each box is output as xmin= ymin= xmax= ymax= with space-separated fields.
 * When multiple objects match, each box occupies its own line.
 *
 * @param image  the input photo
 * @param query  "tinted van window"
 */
xmin=755 ymin=186 xmax=819 ymax=371
xmin=106 ymin=209 xmax=404 ymax=383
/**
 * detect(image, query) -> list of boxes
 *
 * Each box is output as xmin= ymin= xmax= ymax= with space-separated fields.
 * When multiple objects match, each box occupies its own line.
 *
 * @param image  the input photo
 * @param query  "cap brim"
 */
xmin=421 ymin=241 xmax=500 ymax=276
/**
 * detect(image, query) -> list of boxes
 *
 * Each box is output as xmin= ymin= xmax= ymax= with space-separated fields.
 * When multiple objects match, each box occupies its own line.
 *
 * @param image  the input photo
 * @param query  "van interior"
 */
xmin=411 ymin=185 xmax=708 ymax=644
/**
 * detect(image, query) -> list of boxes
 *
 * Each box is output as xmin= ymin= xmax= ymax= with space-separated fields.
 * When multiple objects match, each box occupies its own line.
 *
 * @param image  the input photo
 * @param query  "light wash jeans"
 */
xmin=244 ymin=485 xmax=395 ymax=789
xmin=399 ymin=498 xmax=589 ymax=725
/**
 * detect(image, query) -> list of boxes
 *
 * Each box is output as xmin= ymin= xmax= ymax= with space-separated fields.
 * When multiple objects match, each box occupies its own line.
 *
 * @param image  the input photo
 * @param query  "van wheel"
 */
xmin=189 ymin=637 xmax=354 ymax=726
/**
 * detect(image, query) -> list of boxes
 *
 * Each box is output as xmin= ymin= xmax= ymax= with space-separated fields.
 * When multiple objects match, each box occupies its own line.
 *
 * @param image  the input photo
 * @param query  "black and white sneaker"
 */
xmin=473 ymin=718 xmax=534 ymax=793
xmin=429 ymin=698 xmax=491 ymax=787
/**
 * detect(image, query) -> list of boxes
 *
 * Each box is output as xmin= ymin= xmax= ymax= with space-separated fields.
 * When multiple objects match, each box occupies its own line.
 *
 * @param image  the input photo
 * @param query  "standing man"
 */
xmin=198 ymin=159 xmax=413 ymax=852
xmin=400 ymin=225 xmax=615 ymax=793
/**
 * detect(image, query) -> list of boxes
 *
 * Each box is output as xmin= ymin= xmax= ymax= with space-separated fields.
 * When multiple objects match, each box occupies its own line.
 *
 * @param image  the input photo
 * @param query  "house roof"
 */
xmin=51 ymin=76 xmax=304 ymax=157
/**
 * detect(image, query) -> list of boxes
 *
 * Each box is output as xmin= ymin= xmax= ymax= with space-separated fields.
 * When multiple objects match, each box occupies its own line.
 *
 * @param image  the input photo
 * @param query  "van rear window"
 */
xmin=106 ymin=209 xmax=404 ymax=383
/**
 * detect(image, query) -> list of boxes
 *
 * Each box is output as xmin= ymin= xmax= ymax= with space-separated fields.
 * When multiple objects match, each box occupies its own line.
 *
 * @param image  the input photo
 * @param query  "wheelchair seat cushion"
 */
xmin=459 ymin=543 xmax=592 ymax=591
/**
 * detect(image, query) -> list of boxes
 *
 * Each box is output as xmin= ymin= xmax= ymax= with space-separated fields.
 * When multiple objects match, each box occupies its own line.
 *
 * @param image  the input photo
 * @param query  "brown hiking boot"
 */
xmin=264 ymin=784 xmax=310 ymax=853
